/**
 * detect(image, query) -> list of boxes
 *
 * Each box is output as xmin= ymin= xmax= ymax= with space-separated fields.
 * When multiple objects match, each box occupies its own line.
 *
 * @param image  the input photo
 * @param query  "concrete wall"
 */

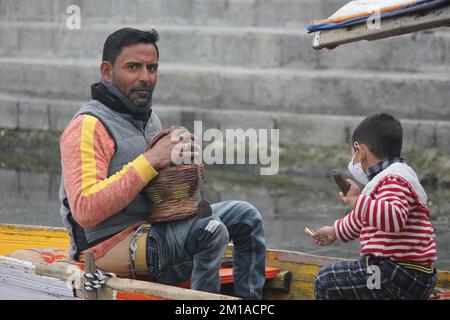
xmin=0 ymin=0 xmax=449 ymax=155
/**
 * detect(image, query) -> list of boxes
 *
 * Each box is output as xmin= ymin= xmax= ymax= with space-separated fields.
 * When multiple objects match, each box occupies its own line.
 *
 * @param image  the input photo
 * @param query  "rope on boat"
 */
xmin=83 ymin=268 xmax=116 ymax=291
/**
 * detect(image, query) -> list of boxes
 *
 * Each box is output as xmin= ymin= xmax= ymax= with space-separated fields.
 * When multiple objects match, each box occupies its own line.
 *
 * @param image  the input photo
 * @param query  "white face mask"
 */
xmin=348 ymin=147 xmax=369 ymax=185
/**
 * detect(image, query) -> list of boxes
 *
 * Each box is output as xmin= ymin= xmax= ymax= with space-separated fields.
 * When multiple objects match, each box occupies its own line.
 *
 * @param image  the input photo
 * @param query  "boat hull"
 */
xmin=1 ymin=223 xmax=449 ymax=300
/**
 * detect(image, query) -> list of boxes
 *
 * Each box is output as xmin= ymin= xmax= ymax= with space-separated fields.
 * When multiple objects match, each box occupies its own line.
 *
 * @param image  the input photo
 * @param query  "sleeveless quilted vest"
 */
xmin=59 ymin=100 xmax=161 ymax=259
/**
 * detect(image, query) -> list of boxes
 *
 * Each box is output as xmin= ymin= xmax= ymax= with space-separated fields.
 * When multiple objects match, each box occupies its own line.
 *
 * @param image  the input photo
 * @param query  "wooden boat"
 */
xmin=310 ymin=3 xmax=450 ymax=50
xmin=1 ymin=223 xmax=449 ymax=300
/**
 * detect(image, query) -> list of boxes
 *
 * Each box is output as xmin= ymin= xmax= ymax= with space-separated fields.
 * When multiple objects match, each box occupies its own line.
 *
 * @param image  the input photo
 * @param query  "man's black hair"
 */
xmin=102 ymin=28 xmax=159 ymax=65
xmin=352 ymin=113 xmax=403 ymax=159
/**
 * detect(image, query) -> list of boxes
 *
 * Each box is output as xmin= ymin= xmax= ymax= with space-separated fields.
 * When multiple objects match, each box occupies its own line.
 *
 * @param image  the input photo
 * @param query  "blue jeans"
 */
xmin=146 ymin=200 xmax=266 ymax=299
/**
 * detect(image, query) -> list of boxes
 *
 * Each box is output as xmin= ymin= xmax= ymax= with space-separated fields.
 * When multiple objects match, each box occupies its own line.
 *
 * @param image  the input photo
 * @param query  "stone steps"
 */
xmin=1 ymin=0 xmax=449 ymax=164
xmin=1 ymin=22 xmax=449 ymax=72
xmin=1 ymin=91 xmax=449 ymax=153
xmin=0 ymin=0 xmax=347 ymax=28
xmin=0 ymin=57 xmax=449 ymax=120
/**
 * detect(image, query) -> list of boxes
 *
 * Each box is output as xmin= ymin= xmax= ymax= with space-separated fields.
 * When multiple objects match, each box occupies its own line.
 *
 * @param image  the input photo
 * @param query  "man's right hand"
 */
xmin=143 ymin=128 xmax=173 ymax=170
xmin=143 ymin=127 xmax=200 ymax=170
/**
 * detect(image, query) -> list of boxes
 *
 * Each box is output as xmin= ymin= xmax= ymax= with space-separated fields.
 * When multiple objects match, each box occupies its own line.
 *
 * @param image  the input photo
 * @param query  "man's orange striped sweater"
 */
xmin=60 ymin=114 xmax=158 ymax=260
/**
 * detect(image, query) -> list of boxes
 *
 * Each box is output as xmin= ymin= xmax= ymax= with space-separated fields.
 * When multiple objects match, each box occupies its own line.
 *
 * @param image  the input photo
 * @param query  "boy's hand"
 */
xmin=311 ymin=226 xmax=337 ymax=246
xmin=339 ymin=179 xmax=361 ymax=209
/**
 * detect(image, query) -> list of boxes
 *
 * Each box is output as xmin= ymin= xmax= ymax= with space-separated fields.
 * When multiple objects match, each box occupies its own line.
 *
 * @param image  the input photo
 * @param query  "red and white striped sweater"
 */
xmin=334 ymin=163 xmax=437 ymax=268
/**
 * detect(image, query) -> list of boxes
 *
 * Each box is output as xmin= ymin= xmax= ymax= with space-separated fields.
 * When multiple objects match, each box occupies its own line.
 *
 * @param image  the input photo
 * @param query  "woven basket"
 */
xmin=144 ymin=130 xmax=204 ymax=223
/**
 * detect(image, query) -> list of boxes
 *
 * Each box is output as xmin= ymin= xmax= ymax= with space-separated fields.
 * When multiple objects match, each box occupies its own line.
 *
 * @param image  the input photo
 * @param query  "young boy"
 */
xmin=311 ymin=114 xmax=438 ymax=300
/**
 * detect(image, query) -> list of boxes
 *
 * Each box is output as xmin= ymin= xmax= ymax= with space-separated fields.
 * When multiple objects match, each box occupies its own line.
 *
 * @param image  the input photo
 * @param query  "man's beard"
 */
xmin=113 ymin=80 xmax=154 ymax=108
xmin=128 ymin=89 xmax=153 ymax=108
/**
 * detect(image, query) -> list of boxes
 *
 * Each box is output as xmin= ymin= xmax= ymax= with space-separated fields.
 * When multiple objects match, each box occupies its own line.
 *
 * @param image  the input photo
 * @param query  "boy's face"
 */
xmin=350 ymin=142 xmax=380 ymax=172
xmin=350 ymin=142 xmax=368 ymax=170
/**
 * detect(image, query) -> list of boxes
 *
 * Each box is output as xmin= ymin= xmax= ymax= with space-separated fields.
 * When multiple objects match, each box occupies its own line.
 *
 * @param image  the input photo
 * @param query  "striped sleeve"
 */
xmin=334 ymin=209 xmax=363 ymax=242
xmin=353 ymin=176 xmax=411 ymax=233
xmin=60 ymin=115 xmax=158 ymax=228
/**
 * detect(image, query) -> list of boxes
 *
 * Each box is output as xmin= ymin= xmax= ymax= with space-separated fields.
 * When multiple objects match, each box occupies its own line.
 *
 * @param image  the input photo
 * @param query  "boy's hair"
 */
xmin=102 ymin=28 xmax=159 ymax=65
xmin=352 ymin=113 xmax=403 ymax=159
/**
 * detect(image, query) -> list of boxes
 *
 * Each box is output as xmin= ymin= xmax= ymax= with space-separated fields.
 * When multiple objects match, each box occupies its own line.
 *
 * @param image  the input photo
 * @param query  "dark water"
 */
xmin=0 ymin=161 xmax=449 ymax=270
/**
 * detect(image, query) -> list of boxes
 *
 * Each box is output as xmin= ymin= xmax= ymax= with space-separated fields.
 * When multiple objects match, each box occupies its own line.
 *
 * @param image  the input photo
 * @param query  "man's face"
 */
xmin=107 ymin=43 xmax=158 ymax=108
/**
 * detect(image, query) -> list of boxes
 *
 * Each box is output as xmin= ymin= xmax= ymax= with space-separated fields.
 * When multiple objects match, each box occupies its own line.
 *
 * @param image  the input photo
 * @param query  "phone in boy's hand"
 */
xmin=332 ymin=169 xmax=351 ymax=196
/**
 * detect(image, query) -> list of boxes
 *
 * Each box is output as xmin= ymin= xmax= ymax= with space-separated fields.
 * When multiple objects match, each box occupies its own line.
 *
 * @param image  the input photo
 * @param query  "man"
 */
xmin=59 ymin=28 xmax=266 ymax=299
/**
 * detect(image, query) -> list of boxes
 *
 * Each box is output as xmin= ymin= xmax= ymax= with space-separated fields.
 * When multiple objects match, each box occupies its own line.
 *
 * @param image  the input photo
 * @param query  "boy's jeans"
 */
xmin=145 ymin=200 xmax=266 ymax=299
